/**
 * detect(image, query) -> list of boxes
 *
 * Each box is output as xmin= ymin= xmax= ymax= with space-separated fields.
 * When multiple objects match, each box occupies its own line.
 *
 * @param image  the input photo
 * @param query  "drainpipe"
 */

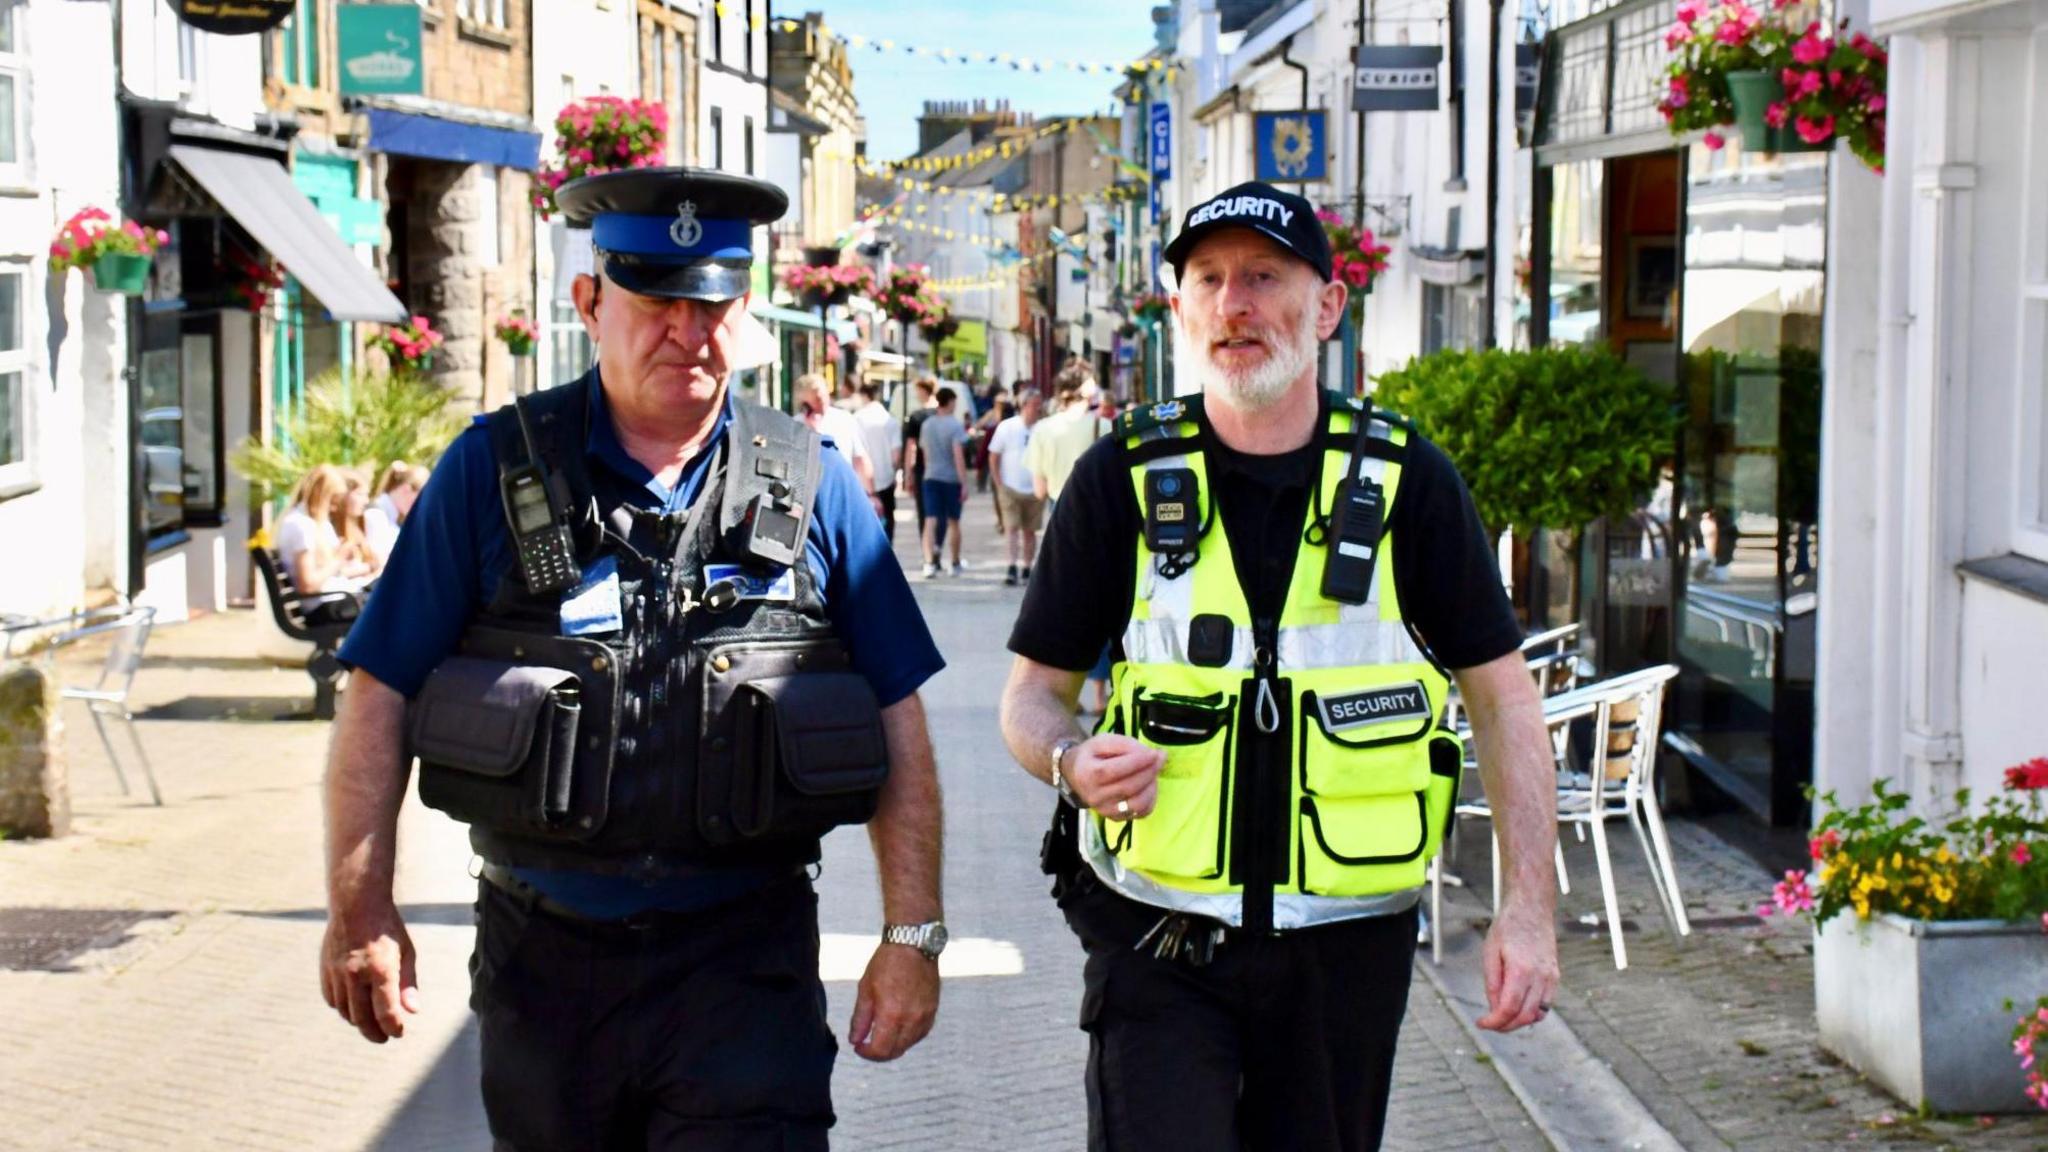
xmin=1482 ymin=0 xmax=1504 ymax=348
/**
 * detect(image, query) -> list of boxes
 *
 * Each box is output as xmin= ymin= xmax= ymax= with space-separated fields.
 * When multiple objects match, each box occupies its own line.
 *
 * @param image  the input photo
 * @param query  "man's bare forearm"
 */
xmin=870 ymin=693 xmax=943 ymax=924
xmin=1458 ymin=658 xmax=1559 ymax=912
xmin=325 ymin=673 xmax=412 ymax=915
xmin=999 ymin=656 xmax=1088 ymax=785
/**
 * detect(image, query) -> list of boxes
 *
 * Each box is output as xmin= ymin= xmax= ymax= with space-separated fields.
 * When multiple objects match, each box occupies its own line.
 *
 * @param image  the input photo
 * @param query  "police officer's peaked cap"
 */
xmin=556 ymin=167 xmax=789 ymax=303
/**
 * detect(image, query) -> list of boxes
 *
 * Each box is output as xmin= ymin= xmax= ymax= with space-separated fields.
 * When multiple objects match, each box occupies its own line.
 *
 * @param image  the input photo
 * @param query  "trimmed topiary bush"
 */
xmin=1370 ymin=345 xmax=1678 ymax=538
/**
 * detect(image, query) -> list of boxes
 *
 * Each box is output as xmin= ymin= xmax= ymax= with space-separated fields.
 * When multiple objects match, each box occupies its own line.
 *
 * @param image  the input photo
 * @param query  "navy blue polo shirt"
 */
xmin=339 ymin=369 xmax=944 ymax=917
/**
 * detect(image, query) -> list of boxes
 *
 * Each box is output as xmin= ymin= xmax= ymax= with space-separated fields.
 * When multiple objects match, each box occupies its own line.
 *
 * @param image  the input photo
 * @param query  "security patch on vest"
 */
xmin=703 ymin=563 xmax=795 ymax=603
xmin=1316 ymin=682 xmax=1431 ymax=732
xmin=560 ymin=555 xmax=625 ymax=636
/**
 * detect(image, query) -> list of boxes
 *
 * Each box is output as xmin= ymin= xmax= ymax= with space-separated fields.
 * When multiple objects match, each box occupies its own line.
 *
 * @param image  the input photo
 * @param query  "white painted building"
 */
xmin=1814 ymin=0 xmax=2048 ymax=818
xmin=0 ymin=0 xmax=127 ymax=616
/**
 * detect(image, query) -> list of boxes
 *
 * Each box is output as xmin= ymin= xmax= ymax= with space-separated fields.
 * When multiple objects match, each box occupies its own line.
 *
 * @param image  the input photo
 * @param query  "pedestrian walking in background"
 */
xmin=902 ymin=377 xmax=939 ymax=540
xmin=853 ymin=380 xmax=904 ymax=540
xmin=997 ymin=181 xmax=1562 ymax=1152
xmin=917 ymin=385 xmax=971 ymax=578
xmin=796 ymin=372 xmax=876 ymax=496
xmin=319 ymin=169 xmax=948 ymax=1150
xmin=988 ymin=387 xmax=1046 ymax=586
xmin=1027 ymin=364 xmax=1113 ymax=506
xmin=972 ymin=389 xmax=1011 ymax=502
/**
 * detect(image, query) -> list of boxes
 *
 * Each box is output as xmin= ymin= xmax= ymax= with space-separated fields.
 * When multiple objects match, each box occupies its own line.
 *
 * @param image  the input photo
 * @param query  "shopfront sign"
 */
xmin=170 ymin=0 xmax=293 ymax=35
xmin=1352 ymin=46 xmax=1442 ymax=112
xmin=1148 ymin=102 xmax=1171 ymax=225
xmin=337 ymin=5 xmax=424 ymax=97
xmin=1253 ymin=111 xmax=1327 ymax=183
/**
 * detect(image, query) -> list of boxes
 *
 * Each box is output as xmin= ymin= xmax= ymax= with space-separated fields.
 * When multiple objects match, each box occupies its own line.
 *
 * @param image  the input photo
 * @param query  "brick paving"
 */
xmin=0 ymin=493 xmax=1551 ymax=1151
xmin=1448 ymin=803 xmax=2048 ymax=1151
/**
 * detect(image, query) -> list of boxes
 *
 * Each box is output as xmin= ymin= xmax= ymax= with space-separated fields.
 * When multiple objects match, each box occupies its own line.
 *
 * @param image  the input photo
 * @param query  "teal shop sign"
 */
xmin=337 ymin=5 xmax=423 ymax=96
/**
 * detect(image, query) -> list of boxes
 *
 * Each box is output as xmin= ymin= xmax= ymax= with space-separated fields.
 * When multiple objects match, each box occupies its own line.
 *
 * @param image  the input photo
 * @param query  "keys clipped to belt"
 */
xmin=1135 ymin=913 xmax=1226 ymax=967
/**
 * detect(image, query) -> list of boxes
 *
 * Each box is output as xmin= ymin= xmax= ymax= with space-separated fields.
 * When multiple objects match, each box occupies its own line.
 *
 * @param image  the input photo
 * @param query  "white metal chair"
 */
xmin=1429 ymin=664 xmax=1689 ymax=970
xmin=51 ymin=607 xmax=162 ymax=806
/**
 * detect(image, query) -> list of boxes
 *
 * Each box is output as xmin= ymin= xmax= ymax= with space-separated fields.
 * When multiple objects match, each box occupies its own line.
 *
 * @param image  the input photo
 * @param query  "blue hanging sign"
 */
xmin=1148 ymin=102 xmax=1172 ymax=181
xmin=1253 ymin=111 xmax=1328 ymax=183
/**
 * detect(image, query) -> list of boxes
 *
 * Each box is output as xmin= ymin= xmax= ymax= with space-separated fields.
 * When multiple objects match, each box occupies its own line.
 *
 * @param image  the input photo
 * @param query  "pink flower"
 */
xmin=1810 ymin=829 xmax=1841 ymax=860
xmin=1675 ymin=0 xmax=1704 ymax=23
xmin=1704 ymin=130 xmax=1726 ymax=150
xmin=1668 ymin=75 xmax=1691 ymax=108
xmin=1715 ymin=19 xmax=1748 ymax=45
xmin=1343 ymin=263 xmax=1373 ymax=288
xmin=1792 ymin=32 xmax=1831 ymax=64
xmin=1794 ymin=114 xmax=1835 ymax=144
xmin=1665 ymin=26 xmax=1689 ymax=50
xmin=2015 ymin=842 xmax=2035 ymax=866
xmin=2004 ymin=758 xmax=2048 ymax=790
xmin=1868 ymin=94 xmax=1887 ymax=113
xmin=1770 ymin=869 xmax=1815 ymax=915
xmin=1765 ymin=101 xmax=1789 ymax=128
xmin=1797 ymin=70 xmax=1825 ymax=97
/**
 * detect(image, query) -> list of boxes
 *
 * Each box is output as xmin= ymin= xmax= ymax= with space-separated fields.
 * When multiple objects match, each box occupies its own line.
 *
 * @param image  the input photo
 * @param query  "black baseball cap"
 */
xmin=1163 ymin=181 xmax=1332 ymax=283
xmin=555 ymin=167 xmax=788 ymax=302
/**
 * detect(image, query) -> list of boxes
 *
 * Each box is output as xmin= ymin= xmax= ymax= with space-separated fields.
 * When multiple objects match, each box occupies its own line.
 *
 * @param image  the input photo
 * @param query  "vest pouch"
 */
xmin=412 ymin=656 xmax=596 ymax=839
xmin=699 ymin=640 xmax=887 ymax=847
xmin=1297 ymin=727 xmax=1463 ymax=897
xmin=1296 ymin=677 xmax=1438 ymax=799
xmin=1103 ymin=688 xmax=1235 ymax=883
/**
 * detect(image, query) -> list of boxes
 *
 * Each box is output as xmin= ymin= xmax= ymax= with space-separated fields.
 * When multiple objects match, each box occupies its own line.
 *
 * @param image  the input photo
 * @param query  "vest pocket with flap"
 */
xmin=412 ymin=655 xmax=598 ymax=840
xmin=1103 ymin=689 xmax=1236 ymax=882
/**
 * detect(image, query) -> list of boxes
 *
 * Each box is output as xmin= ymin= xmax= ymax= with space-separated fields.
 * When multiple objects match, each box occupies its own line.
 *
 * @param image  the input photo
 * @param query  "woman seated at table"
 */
xmin=362 ymin=461 xmax=429 ymax=567
xmin=277 ymin=465 xmax=375 ymax=621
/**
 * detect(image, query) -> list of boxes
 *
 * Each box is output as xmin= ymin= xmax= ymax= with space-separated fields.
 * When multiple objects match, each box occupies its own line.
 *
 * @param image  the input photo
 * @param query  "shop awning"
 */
xmin=750 ymin=300 xmax=859 ymax=342
xmin=168 ymin=145 xmax=406 ymax=323
xmin=366 ymin=107 xmax=542 ymax=171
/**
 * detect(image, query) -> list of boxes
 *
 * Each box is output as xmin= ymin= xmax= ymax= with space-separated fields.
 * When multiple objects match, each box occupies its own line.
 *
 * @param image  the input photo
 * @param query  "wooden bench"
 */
xmin=252 ymin=547 xmax=360 ymax=720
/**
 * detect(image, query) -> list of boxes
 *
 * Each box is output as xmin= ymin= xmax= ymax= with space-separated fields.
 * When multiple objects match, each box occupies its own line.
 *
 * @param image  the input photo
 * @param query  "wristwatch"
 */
xmin=1050 ymin=738 xmax=1084 ymax=807
xmin=882 ymin=920 xmax=949 ymax=961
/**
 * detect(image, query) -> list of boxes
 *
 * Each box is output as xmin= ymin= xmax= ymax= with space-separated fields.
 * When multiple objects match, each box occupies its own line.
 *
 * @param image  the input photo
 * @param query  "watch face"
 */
xmin=924 ymin=923 xmax=949 ymax=955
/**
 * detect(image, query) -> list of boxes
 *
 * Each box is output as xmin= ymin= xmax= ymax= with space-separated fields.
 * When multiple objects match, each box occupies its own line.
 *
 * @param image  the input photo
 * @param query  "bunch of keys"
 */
xmin=1135 ymin=914 xmax=1226 ymax=967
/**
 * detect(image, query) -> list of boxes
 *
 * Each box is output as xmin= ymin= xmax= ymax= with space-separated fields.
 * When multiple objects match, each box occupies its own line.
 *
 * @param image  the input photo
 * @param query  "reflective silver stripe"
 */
xmin=1079 ymin=819 xmax=1422 ymax=929
xmin=1275 ymin=618 xmax=1428 ymax=669
xmin=1122 ymin=616 xmax=1259 ymax=670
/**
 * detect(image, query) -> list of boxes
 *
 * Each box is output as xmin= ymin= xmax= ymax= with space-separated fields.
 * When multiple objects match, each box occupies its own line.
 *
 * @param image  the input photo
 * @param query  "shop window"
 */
xmin=548 ymin=299 xmax=591 ymax=388
xmin=180 ymin=331 xmax=220 ymax=519
xmin=2018 ymin=33 xmax=2048 ymax=563
xmin=1544 ymin=158 xmax=1604 ymax=347
xmin=0 ymin=0 xmax=27 ymax=182
xmin=1422 ymin=282 xmax=1483 ymax=354
xmin=280 ymin=0 xmax=320 ymax=88
xmin=0 ymin=264 xmax=27 ymax=483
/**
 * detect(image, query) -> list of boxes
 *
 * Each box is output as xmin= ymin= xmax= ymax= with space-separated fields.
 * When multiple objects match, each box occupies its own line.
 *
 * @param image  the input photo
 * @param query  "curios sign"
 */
xmin=170 ymin=0 xmax=295 ymax=35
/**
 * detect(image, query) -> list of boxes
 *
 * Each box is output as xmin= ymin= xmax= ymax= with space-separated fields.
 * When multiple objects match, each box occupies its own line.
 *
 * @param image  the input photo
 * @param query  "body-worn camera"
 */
xmin=1144 ymin=468 xmax=1199 ymax=555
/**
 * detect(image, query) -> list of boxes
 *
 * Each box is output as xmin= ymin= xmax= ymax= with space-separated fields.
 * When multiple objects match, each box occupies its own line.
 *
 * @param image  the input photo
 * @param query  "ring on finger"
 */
xmin=1115 ymin=798 xmax=1130 ymax=815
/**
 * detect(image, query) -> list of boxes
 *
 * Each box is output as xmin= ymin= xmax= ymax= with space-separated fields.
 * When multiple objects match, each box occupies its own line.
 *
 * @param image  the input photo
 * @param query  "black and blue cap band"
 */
xmin=590 ymin=214 xmax=753 ymax=262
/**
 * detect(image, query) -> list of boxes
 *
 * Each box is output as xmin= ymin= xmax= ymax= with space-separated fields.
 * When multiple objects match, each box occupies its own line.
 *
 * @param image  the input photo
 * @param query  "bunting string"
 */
xmin=766 ymin=16 xmax=1178 ymax=82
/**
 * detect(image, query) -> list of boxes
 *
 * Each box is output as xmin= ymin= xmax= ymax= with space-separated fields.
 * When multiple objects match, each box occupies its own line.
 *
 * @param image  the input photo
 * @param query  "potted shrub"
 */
xmin=49 ymin=207 xmax=169 ymax=295
xmin=533 ymin=96 xmax=668 ymax=218
xmin=371 ymin=315 xmax=445 ymax=373
xmin=1372 ymin=346 xmax=1677 ymax=613
xmin=230 ymin=365 xmax=465 ymax=506
xmin=1762 ymin=761 xmax=2048 ymax=1112
xmin=1658 ymin=1 xmax=1888 ymax=169
xmin=494 ymin=311 xmax=539 ymax=357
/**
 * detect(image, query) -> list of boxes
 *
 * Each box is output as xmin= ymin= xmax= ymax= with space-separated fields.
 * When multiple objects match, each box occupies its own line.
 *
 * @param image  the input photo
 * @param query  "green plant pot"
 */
xmin=1725 ymin=69 xmax=1831 ymax=153
xmin=90 ymin=251 xmax=152 ymax=295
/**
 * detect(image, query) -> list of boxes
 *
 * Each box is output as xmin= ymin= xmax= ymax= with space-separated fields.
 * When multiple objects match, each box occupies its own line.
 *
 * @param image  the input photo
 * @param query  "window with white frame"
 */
xmin=1 ymin=264 xmax=33 ymax=483
xmin=0 ymin=0 xmax=27 ymax=182
xmin=460 ymin=0 xmax=506 ymax=28
xmin=650 ymin=29 xmax=665 ymax=107
xmin=2019 ymin=29 xmax=2048 ymax=562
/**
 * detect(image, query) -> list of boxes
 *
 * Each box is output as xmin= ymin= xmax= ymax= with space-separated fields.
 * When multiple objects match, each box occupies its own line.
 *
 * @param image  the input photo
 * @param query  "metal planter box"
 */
xmin=1815 ymin=913 xmax=2048 ymax=1113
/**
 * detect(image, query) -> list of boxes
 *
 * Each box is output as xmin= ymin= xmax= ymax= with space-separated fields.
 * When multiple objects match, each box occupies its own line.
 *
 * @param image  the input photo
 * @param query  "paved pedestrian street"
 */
xmin=0 ymin=497 xmax=2041 ymax=1151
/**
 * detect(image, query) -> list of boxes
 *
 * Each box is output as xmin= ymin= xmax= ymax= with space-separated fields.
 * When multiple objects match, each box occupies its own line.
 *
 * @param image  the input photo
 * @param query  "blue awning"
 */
xmin=366 ymin=108 xmax=541 ymax=171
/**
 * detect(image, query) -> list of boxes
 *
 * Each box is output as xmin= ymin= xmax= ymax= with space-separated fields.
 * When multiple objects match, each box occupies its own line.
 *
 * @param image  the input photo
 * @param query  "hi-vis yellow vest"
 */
xmin=1096 ymin=393 xmax=1461 ymax=902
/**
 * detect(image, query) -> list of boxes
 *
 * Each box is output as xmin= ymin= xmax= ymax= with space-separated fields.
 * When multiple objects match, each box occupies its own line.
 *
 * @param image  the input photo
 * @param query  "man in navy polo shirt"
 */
xmin=318 ymin=168 xmax=947 ymax=1151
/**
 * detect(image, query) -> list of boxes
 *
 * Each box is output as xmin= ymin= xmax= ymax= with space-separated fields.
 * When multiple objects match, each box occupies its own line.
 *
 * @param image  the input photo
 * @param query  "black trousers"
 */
xmin=471 ymin=876 xmax=836 ymax=1151
xmin=874 ymin=485 xmax=898 ymax=543
xmin=1061 ymin=877 xmax=1418 ymax=1152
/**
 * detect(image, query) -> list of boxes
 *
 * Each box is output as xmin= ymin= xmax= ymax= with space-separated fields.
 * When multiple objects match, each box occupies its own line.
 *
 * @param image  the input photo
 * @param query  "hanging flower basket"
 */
xmin=783 ymin=263 xmax=873 ymax=310
xmin=1658 ymin=4 xmax=1888 ymax=170
xmin=1317 ymin=208 xmax=1391 ymax=313
xmin=876 ymin=265 xmax=940 ymax=328
xmin=50 ymin=207 xmax=168 ymax=296
xmin=534 ymin=96 xmax=669 ymax=219
xmin=91 ymin=252 xmax=153 ymax=295
xmin=372 ymin=314 xmax=446 ymax=374
xmin=228 ymin=248 xmax=287 ymax=312
xmin=494 ymin=311 xmax=540 ymax=357
xmin=1131 ymin=291 xmax=1172 ymax=326
xmin=919 ymin=315 xmax=960 ymax=345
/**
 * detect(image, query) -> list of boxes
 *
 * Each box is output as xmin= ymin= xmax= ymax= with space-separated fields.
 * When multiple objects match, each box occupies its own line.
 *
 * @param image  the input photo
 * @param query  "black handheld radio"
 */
xmin=500 ymin=401 xmax=582 ymax=595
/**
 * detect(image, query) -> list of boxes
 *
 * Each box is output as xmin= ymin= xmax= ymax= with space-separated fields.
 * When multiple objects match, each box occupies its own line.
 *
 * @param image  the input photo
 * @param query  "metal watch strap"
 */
xmin=1050 ymin=738 xmax=1083 ymax=807
xmin=882 ymin=921 xmax=946 ymax=959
